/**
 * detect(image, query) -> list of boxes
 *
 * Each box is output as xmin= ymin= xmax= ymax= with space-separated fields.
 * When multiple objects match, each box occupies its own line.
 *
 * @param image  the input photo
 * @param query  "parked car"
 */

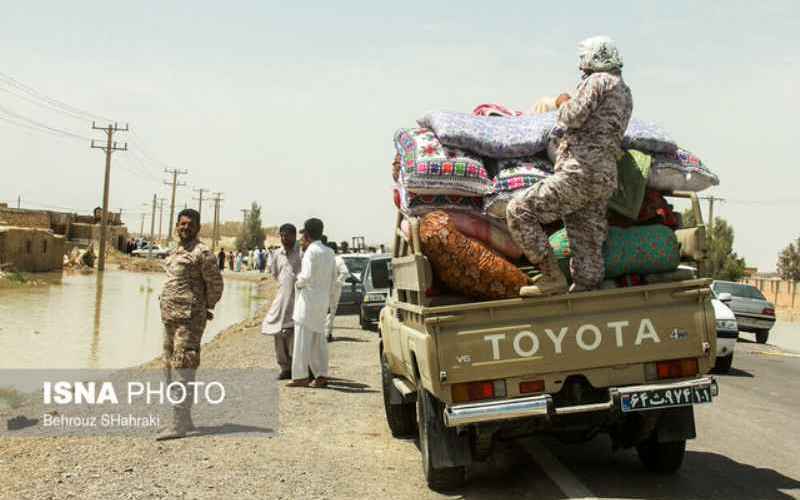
xmin=711 ymin=294 xmax=738 ymax=373
xmin=359 ymin=254 xmax=392 ymax=331
xmin=336 ymin=254 xmax=370 ymax=315
xmin=711 ymin=281 xmax=776 ymax=344
xmin=131 ymin=244 xmax=171 ymax=259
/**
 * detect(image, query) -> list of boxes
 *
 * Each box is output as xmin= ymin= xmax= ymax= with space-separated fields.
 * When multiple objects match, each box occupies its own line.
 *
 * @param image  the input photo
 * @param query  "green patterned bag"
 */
xmin=549 ymin=224 xmax=680 ymax=280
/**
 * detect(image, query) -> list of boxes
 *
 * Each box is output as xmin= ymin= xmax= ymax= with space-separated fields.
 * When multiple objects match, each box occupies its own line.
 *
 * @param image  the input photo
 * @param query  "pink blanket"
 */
xmin=471 ymin=103 xmax=523 ymax=118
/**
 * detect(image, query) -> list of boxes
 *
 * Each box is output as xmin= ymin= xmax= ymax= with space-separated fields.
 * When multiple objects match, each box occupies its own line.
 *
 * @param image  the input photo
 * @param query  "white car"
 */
xmin=711 ymin=296 xmax=739 ymax=373
xmin=131 ymin=244 xmax=171 ymax=259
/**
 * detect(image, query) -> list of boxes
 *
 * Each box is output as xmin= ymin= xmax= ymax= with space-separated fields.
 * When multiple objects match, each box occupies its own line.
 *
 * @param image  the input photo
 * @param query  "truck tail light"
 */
xmin=654 ymin=358 xmax=699 ymax=380
xmin=451 ymin=380 xmax=506 ymax=403
xmin=519 ymin=380 xmax=545 ymax=394
xmin=762 ymin=307 xmax=775 ymax=317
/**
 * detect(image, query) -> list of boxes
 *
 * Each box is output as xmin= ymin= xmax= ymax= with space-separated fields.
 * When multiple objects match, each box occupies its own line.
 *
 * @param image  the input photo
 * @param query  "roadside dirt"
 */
xmin=0 ymin=279 xmax=448 ymax=500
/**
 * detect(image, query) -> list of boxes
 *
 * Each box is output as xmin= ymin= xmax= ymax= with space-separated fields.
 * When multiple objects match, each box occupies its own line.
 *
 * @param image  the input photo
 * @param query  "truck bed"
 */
xmin=389 ymin=277 xmax=715 ymax=391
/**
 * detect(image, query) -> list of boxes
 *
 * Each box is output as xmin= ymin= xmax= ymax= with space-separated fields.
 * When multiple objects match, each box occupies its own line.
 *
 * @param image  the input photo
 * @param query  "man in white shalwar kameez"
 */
xmin=325 ymin=255 xmax=351 ymax=342
xmin=287 ymin=218 xmax=338 ymax=388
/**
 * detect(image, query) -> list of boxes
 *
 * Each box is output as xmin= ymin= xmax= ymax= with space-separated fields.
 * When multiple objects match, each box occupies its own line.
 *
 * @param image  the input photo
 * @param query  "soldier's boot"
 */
xmin=176 ymin=368 xmax=197 ymax=434
xmin=155 ymin=369 xmax=194 ymax=441
xmin=520 ymin=253 xmax=568 ymax=297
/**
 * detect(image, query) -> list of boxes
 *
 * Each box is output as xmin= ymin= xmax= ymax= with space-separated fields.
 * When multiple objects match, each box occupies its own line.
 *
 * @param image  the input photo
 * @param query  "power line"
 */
xmin=0 ymin=114 xmax=89 ymax=143
xmin=0 ymin=82 xmax=89 ymax=121
xmin=0 ymin=70 xmax=115 ymax=123
xmin=0 ymin=104 xmax=93 ymax=142
xmin=724 ymin=198 xmax=800 ymax=206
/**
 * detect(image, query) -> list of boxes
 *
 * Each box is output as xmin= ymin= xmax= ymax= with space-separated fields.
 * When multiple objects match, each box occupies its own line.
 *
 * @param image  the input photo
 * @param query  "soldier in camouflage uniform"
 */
xmin=156 ymin=208 xmax=224 ymax=440
xmin=507 ymin=36 xmax=633 ymax=296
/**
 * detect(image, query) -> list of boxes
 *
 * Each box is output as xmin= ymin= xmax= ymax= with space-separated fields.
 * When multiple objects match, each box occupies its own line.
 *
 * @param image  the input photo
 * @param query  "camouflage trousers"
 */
xmin=506 ymin=154 xmax=616 ymax=288
xmin=162 ymin=314 xmax=208 ymax=369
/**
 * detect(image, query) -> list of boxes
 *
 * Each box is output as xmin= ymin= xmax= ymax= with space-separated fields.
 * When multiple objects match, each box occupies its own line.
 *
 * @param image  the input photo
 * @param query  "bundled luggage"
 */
xmin=392 ymin=100 xmax=720 ymax=299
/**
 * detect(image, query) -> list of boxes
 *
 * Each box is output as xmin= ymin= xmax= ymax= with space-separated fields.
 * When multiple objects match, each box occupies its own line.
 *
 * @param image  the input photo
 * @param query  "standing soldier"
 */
xmin=156 ymin=208 xmax=224 ymax=440
xmin=507 ymin=35 xmax=633 ymax=296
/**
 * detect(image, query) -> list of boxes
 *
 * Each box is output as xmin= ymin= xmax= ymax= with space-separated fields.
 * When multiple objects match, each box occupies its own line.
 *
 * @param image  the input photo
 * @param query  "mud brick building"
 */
xmin=0 ymin=205 xmax=128 ymax=272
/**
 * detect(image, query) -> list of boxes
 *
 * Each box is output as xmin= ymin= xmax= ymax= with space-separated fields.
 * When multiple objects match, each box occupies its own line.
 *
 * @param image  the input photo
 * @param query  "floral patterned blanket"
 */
xmin=417 ymin=111 xmax=557 ymax=159
xmin=418 ymin=112 xmax=680 ymax=159
xmin=623 ymin=118 xmax=678 ymax=154
xmin=394 ymin=128 xmax=492 ymax=197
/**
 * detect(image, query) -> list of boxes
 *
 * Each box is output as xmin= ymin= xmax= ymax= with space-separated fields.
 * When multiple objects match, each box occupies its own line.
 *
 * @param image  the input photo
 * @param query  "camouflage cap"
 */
xmin=578 ymin=36 xmax=623 ymax=72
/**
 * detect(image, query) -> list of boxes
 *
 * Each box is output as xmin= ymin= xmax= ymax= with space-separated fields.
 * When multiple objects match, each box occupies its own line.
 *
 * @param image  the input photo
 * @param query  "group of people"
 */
xmin=124 ymin=237 xmax=154 ymax=254
xmin=153 ymin=35 xmax=632 ymax=440
xmin=216 ymin=247 xmax=268 ymax=273
xmin=155 ymin=208 xmax=349 ymax=440
xmin=260 ymin=218 xmax=349 ymax=387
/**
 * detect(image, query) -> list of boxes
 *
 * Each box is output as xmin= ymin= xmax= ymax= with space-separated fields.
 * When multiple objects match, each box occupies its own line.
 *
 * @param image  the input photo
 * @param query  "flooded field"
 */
xmin=0 ymin=271 xmax=263 ymax=369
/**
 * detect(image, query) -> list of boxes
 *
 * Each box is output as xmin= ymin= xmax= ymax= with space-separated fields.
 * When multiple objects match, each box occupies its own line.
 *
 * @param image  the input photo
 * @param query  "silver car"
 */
xmin=711 ymin=281 xmax=776 ymax=344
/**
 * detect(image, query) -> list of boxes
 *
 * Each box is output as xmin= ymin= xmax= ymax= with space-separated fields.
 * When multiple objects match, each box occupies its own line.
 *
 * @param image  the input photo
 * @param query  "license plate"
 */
xmin=621 ymin=384 xmax=713 ymax=412
xmin=739 ymin=318 xmax=773 ymax=329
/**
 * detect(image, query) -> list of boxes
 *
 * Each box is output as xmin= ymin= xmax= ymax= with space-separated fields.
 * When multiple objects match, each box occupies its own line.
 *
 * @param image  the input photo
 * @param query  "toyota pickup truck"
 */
xmin=379 ymin=192 xmax=719 ymax=490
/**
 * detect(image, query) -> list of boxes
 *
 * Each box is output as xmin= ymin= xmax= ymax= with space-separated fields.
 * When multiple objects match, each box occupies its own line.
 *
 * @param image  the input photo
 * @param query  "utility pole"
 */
xmin=211 ymin=192 xmax=223 ymax=251
xmin=150 ymin=195 xmax=157 ymax=243
xmin=700 ymin=196 xmax=725 ymax=231
xmin=17 ymin=195 xmax=20 ymax=209
xmin=240 ymin=208 xmax=250 ymax=247
xmin=193 ymin=188 xmax=207 ymax=224
xmin=157 ymin=198 xmax=166 ymax=241
xmin=139 ymin=212 xmax=146 ymax=238
xmin=91 ymin=122 xmax=129 ymax=272
xmin=163 ymin=168 xmax=188 ymax=242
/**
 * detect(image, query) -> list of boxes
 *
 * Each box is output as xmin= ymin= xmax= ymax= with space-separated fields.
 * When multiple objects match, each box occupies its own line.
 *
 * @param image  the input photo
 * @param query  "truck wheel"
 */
xmin=416 ymin=379 xmax=466 ymax=491
xmin=756 ymin=330 xmax=769 ymax=344
xmin=714 ymin=353 xmax=733 ymax=373
xmin=381 ymin=353 xmax=416 ymax=438
xmin=636 ymin=437 xmax=686 ymax=474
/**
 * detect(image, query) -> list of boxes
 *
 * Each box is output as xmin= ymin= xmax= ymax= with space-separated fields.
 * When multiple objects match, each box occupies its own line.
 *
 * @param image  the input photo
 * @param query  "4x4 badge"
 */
xmin=671 ymin=329 xmax=689 ymax=341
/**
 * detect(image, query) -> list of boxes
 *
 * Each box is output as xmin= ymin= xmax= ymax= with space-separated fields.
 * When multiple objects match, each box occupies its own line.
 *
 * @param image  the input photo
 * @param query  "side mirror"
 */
xmin=717 ymin=292 xmax=732 ymax=303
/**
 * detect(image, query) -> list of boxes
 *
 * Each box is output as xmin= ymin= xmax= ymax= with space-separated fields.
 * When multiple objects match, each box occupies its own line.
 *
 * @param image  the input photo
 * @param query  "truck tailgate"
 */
xmin=429 ymin=279 xmax=715 ymax=385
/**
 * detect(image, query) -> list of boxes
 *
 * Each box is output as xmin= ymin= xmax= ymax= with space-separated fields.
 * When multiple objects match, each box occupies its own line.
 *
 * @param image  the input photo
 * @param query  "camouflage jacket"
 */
xmin=556 ymin=71 xmax=633 ymax=164
xmin=160 ymin=239 xmax=224 ymax=322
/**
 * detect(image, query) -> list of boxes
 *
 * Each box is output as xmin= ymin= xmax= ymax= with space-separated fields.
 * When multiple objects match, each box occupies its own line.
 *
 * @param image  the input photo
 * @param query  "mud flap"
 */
xmin=429 ymin=409 xmax=472 ymax=468
xmin=656 ymin=406 xmax=696 ymax=443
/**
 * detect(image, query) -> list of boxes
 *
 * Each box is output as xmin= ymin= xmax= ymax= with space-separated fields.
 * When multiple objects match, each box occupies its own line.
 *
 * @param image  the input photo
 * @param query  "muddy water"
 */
xmin=0 ymin=271 xmax=262 ymax=369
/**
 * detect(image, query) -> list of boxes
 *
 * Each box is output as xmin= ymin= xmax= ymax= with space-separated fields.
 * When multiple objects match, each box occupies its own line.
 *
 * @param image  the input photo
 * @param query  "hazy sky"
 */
xmin=1 ymin=1 xmax=797 ymax=270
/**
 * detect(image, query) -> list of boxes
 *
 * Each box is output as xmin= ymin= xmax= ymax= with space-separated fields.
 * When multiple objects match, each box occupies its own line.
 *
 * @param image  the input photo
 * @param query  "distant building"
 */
xmin=0 ymin=227 xmax=65 ymax=272
xmin=0 ymin=206 xmax=128 ymax=272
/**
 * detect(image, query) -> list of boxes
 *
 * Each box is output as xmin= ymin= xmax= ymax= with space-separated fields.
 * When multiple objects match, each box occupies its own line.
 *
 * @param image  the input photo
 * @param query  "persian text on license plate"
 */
xmin=621 ymin=384 xmax=713 ymax=412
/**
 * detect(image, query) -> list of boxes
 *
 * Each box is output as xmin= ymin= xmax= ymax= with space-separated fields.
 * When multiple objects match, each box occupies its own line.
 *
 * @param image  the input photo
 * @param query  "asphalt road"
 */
xmin=445 ymin=338 xmax=800 ymax=500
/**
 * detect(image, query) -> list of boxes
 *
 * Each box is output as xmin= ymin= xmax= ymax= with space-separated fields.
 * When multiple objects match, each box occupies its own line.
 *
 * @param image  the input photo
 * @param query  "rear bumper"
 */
xmin=361 ymin=303 xmax=384 ymax=323
xmin=734 ymin=314 xmax=775 ymax=332
xmin=443 ymin=376 xmax=718 ymax=428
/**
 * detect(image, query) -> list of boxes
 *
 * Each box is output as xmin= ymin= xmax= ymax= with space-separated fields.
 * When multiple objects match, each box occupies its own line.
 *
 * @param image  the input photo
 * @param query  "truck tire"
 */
xmin=380 ymin=353 xmax=416 ymax=438
xmin=756 ymin=330 xmax=769 ymax=344
xmin=714 ymin=353 xmax=733 ymax=373
xmin=636 ymin=437 xmax=686 ymax=474
xmin=416 ymin=379 xmax=467 ymax=491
